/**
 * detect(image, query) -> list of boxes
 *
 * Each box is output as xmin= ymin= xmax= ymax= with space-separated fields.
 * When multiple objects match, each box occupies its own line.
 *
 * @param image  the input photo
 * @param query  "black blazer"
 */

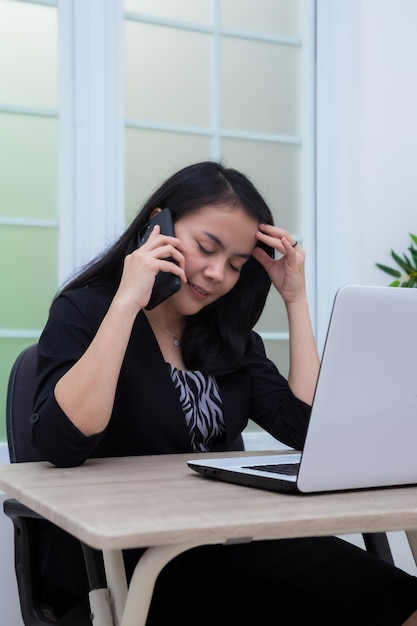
xmin=32 ymin=285 xmax=311 ymax=467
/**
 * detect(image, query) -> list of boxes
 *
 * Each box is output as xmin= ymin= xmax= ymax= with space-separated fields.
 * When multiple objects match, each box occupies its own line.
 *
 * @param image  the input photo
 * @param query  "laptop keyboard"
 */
xmin=243 ymin=463 xmax=300 ymax=476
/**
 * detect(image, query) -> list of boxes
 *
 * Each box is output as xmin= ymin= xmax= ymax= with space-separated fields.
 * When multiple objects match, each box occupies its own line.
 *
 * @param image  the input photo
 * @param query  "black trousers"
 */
xmin=41 ymin=529 xmax=417 ymax=625
xmin=124 ymin=536 xmax=417 ymax=626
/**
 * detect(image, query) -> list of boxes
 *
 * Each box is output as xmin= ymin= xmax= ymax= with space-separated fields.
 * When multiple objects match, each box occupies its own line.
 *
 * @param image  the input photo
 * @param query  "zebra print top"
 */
xmin=169 ymin=364 xmax=226 ymax=452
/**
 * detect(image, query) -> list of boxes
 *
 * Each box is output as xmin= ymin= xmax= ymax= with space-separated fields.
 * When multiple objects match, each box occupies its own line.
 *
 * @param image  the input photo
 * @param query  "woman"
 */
xmin=32 ymin=161 xmax=417 ymax=625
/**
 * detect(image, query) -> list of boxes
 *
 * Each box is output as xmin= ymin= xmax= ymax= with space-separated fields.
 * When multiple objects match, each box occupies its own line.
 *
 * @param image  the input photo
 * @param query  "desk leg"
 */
xmin=120 ymin=542 xmax=201 ymax=626
xmin=89 ymin=587 xmax=114 ymax=626
xmin=103 ymin=549 xmax=129 ymax=626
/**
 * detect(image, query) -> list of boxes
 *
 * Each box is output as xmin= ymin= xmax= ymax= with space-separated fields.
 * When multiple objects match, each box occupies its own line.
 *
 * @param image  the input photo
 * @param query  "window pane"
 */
xmin=0 ymin=1 xmax=57 ymax=108
xmin=0 ymin=114 xmax=58 ymax=220
xmin=255 ymin=289 xmax=289 ymax=333
xmin=125 ymin=128 xmax=212 ymax=221
xmin=221 ymin=38 xmax=301 ymax=135
xmin=124 ymin=0 xmax=212 ymax=24
xmin=125 ymin=22 xmax=211 ymax=126
xmin=0 ymin=226 xmax=58 ymax=329
xmin=259 ymin=339 xmax=290 ymax=378
xmin=0 ymin=0 xmax=58 ymax=441
xmin=220 ymin=0 xmax=300 ymax=37
xmin=221 ymin=138 xmax=301 ymax=234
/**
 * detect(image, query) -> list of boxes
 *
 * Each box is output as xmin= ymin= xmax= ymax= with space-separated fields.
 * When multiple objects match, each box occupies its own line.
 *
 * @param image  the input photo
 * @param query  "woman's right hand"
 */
xmin=54 ymin=226 xmax=186 ymax=435
xmin=115 ymin=225 xmax=187 ymax=313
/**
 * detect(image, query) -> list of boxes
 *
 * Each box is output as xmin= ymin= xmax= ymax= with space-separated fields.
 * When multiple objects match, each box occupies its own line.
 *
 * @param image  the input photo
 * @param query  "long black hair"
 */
xmin=58 ymin=161 xmax=275 ymax=375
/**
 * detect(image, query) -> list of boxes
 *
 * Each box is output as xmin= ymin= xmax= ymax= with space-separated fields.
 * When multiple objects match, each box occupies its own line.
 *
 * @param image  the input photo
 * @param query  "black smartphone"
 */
xmin=137 ymin=208 xmax=182 ymax=310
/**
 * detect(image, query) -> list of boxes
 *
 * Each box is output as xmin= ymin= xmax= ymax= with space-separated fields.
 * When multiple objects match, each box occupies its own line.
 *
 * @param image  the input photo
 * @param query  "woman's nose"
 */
xmin=203 ymin=259 xmax=225 ymax=282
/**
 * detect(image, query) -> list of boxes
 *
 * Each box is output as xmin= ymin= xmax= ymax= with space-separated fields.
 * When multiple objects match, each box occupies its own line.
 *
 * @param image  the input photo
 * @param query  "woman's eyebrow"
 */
xmin=203 ymin=232 xmax=251 ymax=259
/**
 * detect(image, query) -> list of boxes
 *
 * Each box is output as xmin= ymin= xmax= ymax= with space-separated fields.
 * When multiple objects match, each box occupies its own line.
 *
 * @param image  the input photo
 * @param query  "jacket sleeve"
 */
xmin=31 ymin=289 xmax=110 ymax=467
xmin=246 ymin=332 xmax=312 ymax=451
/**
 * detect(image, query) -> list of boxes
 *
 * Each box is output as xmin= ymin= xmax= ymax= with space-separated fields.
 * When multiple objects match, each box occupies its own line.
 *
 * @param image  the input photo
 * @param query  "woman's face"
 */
xmin=170 ymin=204 xmax=259 ymax=315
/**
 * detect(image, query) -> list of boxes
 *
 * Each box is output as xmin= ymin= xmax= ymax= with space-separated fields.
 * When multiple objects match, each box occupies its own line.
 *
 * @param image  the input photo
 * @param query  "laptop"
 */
xmin=188 ymin=284 xmax=417 ymax=494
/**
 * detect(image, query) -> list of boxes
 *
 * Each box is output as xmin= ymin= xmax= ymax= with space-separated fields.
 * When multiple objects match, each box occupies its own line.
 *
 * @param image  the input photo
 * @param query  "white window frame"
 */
xmin=58 ymin=0 xmax=125 ymax=285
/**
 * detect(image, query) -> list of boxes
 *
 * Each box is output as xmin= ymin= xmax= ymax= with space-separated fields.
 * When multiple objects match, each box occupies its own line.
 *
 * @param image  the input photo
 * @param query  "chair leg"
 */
xmin=363 ymin=532 xmax=394 ymax=565
xmin=81 ymin=544 xmax=113 ymax=625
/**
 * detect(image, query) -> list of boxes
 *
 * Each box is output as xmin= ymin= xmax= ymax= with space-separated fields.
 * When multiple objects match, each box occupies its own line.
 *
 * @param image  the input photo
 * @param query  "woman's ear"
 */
xmin=149 ymin=207 xmax=162 ymax=220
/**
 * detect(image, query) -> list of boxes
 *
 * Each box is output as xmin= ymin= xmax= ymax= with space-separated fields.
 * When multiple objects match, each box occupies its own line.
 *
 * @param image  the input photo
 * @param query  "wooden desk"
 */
xmin=1 ymin=451 xmax=417 ymax=625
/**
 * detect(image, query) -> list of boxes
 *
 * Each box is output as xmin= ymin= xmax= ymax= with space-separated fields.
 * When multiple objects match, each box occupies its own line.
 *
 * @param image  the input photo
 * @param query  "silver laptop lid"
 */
xmin=297 ymin=284 xmax=417 ymax=492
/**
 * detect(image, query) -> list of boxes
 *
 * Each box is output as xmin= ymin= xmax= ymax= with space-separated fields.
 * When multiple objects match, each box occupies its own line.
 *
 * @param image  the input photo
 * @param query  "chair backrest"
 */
xmin=4 ymin=344 xmax=104 ymax=625
xmin=6 ymin=344 xmax=45 ymax=463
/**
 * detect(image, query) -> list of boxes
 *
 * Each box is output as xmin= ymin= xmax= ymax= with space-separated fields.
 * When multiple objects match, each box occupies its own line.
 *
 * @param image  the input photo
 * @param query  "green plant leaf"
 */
xmin=375 ymin=263 xmax=402 ymax=277
xmin=409 ymin=247 xmax=417 ymax=267
xmin=376 ymin=232 xmax=417 ymax=287
xmin=402 ymin=252 xmax=416 ymax=270
xmin=391 ymin=250 xmax=415 ymax=274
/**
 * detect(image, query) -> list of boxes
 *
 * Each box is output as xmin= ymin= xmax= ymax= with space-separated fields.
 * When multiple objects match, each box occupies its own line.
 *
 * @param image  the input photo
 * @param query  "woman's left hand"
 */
xmin=253 ymin=224 xmax=320 ymax=406
xmin=252 ymin=224 xmax=306 ymax=304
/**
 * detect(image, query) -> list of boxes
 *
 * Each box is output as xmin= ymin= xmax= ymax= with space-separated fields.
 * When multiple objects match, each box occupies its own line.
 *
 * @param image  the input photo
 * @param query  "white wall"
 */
xmin=316 ymin=0 xmax=417 ymax=348
xmin=0 ymin=496 xmax=24 ymax=626
xmin=360 ymin=0 xmax=417 ymax=283
xmin=0 ymin=444 xmax=24 ymax=626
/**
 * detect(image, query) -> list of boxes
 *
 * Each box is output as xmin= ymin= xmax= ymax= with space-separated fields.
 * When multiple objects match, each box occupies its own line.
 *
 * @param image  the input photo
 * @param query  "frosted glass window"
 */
xmin=255 ymin=289 xmax=289 ymax=333
xmin=221 ymin=139 xmax=301 ymax=234
xmin=0 ymin=0 xmax=58 ymax=444
xmin=0 ymin=114 xmax=58 ymax=219
xmin=220 ymin=0 xmax=300 ymax=36
xmin=125 ymin=128 xmax=212 ymax=220
xmin=0 ymin=225 xmax=58 ymax=329
xmin=260 ymin=339 xmax=290 ymax=378
xmin=0 ymin=1 xmax=57 ymax=108
xmin=125 ymin=0 xmax=212 ymax=24
xmin=221 ymin=38 xmax=301 ymax=135
xmin=125 ymin=22 xmax=211 ymax=126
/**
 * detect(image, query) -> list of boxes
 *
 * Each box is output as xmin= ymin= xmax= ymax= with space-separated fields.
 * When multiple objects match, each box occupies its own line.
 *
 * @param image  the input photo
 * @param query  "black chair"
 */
xmin=3 ymin=344 xmax=396 ymax=626
xmin=3 ymin=344 xmax=111 ymax=626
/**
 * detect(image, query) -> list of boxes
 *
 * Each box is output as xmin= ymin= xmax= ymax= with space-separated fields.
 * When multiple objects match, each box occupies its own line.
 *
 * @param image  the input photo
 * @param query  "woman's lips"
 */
xmin=187 ymin=281 xmax=211 ymax=299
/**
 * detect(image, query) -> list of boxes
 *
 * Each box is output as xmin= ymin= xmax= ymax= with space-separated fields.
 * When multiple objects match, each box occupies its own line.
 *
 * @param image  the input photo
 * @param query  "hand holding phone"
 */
xmin=137 ymin=208 xmax=182 ymax=310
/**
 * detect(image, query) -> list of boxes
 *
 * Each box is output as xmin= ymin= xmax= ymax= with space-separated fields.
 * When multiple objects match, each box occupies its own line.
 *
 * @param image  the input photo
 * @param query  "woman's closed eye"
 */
xmin=198 ymin=243 xmax=241 ymax=273
xmin=228 ymin=262 xmax=242 ymax=273
xmin=198 ymin=242 xmax=213 ymax=256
